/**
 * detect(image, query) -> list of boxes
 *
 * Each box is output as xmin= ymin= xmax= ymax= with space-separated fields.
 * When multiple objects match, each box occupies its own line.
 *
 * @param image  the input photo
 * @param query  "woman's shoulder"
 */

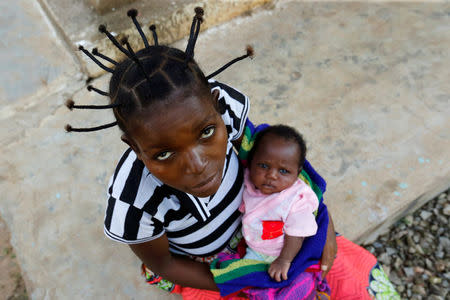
xmin=208 ymin=79 xmax=248 ymax=106
xmin=208 ymin=79 xmax=250 ymax=141
xmin=107 ymin=148 xmax=170 ymax=208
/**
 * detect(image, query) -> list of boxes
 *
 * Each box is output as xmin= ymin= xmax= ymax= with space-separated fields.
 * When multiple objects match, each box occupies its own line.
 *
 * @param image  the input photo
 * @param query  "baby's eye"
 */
xmin=257 ymin=163 xmax=269 ymax=169
xmin=279 ymin=169 xmax=289 ymax=174
xmin=156 ymin=151 xmax=173 ymax=161
xmin=201 ymin=126 xmax=215 ymax=139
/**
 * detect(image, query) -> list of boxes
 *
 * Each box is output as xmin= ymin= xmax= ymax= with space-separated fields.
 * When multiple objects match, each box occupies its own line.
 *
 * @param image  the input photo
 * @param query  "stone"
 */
xmin=404 ymin=267 xmax=415 ymax=277
xmin=378 ymin=252 xmax=391 ymax=265
xmin=412 ymin=284 xmax=426 ymax=296
xmin=393 ymin=257 xmax=403 ymax=270
xmin=430 ymin=284 xmax=444 ymax=296
xmin=435 ymin=260 xmax=446 ymax=272
xmin=425 ymin=258 xmax=434 ymax=269
xmin=404 ymin=215 xmax=414 ymax=226
xmin=443 ymin=205 xmax=450 ymax=216
xmin=435 ymin=251 xmax=444 ymax=259
xmin=386 ymin=247 xmax=397 ymax=255
xmin=438 ymin=236 xmax=450 ymax=249
xmin=389 ymin=271 xmax=402 ymax=285
xmin=430 ymin=276 xmax=442 ymax=284
xmin=420 ymin=210 xmax=433 ymax=220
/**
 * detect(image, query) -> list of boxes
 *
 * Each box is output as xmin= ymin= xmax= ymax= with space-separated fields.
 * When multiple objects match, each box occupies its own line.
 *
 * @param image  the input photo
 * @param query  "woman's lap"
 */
xmin=142 ymin=235 xmax=399 ymax=299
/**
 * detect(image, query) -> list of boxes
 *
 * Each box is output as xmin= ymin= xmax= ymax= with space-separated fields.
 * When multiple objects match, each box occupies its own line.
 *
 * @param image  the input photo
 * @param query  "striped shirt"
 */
xmin=104 ymin=80 xmax=250 ymax=256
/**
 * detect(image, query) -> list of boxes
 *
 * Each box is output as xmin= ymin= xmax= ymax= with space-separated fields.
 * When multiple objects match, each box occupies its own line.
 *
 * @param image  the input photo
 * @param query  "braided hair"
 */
xmin=66 ymin=8 xmax=254 ymax=133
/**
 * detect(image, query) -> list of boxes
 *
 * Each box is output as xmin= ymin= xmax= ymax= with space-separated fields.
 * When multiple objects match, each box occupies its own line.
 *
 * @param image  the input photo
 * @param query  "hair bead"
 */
xmin=127 ymin=9 xmax=150 ymax=48
xmin=149 ymin=25 xmax=158 ymax=46
xmin=206 ymin=45 xmax=254 ymax=79
xmin=87 ymin=85 xmax=109 ymax=96
xmin=78 ymin=45 xmax=114 ymax=73
xmin=65 ymin=121 xmax=118 ymax=132
xmin=98 ymin=24 xmax=131 ymax=57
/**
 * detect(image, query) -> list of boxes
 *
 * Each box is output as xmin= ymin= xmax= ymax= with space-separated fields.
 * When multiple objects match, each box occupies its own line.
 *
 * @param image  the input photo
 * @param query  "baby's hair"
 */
xmin=65 ymin=8 xmax=254 ymax=133
xmin=248 ymin=125 xmax=307 ymax=172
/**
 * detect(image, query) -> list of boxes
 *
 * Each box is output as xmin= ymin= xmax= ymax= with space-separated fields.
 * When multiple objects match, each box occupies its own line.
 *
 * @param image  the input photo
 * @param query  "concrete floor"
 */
xmin=0 ymin=0 xmax=449 ymax=298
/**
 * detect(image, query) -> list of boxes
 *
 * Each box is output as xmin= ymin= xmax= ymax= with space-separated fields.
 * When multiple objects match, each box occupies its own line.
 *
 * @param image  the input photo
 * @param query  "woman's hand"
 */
xmin=320 ymin=212 xmax=337 ymax=278
xmin=268 ymin=258 xmax=291 ymax=282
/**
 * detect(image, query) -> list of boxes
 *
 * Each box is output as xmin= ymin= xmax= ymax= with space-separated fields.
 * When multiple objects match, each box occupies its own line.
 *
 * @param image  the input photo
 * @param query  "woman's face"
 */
xmin=125 ymin=87 xmax=228 ymax=197
xmin=249 ymin=133 xmax=301 ymax=195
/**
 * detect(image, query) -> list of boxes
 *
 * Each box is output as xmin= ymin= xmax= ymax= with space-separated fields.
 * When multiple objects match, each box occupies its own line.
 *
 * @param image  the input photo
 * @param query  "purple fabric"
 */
xmin=245 ymin=271 xmax=330 ymax=300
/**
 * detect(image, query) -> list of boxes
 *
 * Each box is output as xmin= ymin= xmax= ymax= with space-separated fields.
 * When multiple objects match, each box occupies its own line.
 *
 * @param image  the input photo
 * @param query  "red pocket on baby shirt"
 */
xmin=261 ymin=220 xmax=284 ymax=240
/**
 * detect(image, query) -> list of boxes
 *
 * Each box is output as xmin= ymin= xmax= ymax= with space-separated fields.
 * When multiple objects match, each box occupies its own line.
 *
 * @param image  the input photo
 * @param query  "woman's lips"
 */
xmin=190 ymin=172 xmax=220 ymax=195
xmin=193 ymin=173 xmax=216 ymax=189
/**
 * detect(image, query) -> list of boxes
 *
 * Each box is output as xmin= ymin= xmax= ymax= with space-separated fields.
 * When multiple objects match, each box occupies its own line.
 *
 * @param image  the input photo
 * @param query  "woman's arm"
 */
xmin=320 ymin=212 xmax=337 ymax=278
xmin=129 ymin=234 xmax=219 ymax=291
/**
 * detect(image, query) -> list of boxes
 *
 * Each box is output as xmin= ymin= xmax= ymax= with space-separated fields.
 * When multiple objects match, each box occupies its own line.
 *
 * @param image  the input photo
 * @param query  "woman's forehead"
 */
xmin=131 ymin=94 xmax=220 ymax=149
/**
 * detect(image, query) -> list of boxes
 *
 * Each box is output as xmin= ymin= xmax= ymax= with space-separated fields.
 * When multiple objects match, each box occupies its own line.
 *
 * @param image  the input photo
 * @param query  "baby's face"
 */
xmin=249 ymin=134 xmax=301 ymax=195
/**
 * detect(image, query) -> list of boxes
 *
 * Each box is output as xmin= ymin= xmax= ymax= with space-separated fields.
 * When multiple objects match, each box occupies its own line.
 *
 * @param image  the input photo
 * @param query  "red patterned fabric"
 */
xmin=261 ymin=220 xmax=285 ymax=240
xmin=326 ymin=236 xmax=376 ymax=299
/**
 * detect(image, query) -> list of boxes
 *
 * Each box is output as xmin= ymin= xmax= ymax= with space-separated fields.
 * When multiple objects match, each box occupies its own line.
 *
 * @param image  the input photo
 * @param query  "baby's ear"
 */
xmin=297 ymin=167 xmax=303 ymax=175
xmin=121 ymin=134 xmax=142 ymax=158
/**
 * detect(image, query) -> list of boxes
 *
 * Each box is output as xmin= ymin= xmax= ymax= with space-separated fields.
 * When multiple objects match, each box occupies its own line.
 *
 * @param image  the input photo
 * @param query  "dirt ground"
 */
xmin=0 ymin=216 xmax=28 ymax=300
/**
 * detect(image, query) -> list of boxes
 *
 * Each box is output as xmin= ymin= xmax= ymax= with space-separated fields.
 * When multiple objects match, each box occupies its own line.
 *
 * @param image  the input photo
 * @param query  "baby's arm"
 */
xmin=268 ymin=234 xmax=304 ymax=282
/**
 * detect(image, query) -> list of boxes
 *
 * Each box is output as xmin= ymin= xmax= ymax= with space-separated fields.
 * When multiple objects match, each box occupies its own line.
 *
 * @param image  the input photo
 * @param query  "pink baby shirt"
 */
xmin=239 ymin=169 xmax=319 ymax=257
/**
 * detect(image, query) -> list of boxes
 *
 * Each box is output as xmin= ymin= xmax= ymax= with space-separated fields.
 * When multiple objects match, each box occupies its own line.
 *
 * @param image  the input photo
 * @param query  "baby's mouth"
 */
xmin=261 ymin=183 xmax=275 ymax=189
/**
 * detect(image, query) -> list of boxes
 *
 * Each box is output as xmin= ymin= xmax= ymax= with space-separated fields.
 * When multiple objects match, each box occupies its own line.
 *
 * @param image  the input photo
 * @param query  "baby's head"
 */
xmin=66 ymin=8 xmax=253 ymax=197
xmin=247 ymin=125 xmax=306 ymax=195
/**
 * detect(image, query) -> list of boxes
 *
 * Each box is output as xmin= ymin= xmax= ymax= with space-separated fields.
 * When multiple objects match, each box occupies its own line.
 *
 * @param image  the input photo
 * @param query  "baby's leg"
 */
xmin=243 ymin=247 xmax=276 ymax=263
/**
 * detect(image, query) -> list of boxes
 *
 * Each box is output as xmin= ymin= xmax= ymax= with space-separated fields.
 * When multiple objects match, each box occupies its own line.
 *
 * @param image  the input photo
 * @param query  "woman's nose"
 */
xmin=185 ymin=148 xmax=207 ymax=174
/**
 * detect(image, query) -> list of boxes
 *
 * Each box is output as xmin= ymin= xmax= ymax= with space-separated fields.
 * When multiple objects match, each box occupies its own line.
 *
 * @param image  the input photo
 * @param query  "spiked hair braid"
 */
xmin=66 ymin=8 xmax=253 ymax=132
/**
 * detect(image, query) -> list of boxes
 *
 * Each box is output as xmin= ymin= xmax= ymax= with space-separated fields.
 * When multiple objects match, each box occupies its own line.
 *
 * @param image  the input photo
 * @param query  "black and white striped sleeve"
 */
xmin=103 ymin=149 xmax=165 ymax=244
xmin=209 ymin=79 xmax=250 ymax=141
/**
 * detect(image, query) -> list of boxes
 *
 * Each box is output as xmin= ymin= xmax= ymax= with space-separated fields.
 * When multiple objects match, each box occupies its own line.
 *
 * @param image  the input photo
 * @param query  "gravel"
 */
xmin=363 ymin=189 xmax=450 ymax=299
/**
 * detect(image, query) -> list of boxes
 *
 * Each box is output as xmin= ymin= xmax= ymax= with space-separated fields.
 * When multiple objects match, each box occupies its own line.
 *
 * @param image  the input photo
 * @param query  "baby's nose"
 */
xmin=266 ymin=168 xmax=278 ymax=179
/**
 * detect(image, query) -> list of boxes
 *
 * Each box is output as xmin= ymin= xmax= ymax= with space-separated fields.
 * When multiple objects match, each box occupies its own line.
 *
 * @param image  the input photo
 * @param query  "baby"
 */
xmin=239 ymin=125 xmax=319 ymax=282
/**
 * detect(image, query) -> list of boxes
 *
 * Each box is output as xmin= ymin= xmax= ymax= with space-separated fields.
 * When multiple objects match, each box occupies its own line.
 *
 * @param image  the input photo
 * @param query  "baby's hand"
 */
xmin=268 ymin=258 xmax=291 ymax=282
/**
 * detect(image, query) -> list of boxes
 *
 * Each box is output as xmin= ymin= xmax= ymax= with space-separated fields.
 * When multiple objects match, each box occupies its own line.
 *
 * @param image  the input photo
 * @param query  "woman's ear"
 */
xmin=211 ymin=89 xmax=220 ymax=101
xmin=121 ymin=134 xmax=142 ymax=159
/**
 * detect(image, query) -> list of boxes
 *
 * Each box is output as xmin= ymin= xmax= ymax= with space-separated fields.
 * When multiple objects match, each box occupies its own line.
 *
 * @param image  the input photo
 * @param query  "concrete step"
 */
xmin=0 ymin=0 xmax=449 ymax=299
xmin=39 ymin=0 xmax=273 ymax=77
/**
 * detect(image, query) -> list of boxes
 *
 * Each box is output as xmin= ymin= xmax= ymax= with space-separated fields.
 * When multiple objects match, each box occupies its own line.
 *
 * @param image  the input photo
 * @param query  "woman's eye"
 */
xmin=156 ymin=151 xmax=173 ymax=161
xmin=279 ymin=169 xmax=288 ymax=174
xmin=258 ymin=163 xmax=268 ymax=169
xmin=201 ymin=126 xmax=215 ymax=139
